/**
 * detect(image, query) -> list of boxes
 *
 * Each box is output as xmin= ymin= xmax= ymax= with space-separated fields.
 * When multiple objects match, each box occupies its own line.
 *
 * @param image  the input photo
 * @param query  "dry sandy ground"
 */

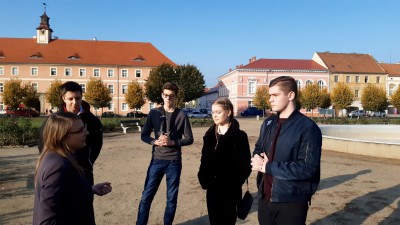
xmin=1 ymin=118 xmax=400 ymax=225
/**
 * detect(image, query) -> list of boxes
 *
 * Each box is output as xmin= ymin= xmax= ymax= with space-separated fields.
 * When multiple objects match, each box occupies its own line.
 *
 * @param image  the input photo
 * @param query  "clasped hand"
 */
xmin=251 ymin=153 xmax=268 ymax=173
xmin=156 ymin=134 xmax=173 ymax=146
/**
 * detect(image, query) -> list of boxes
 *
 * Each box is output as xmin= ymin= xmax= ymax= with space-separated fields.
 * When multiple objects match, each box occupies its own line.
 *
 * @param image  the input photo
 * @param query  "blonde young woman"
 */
xmin=33 ymin=112 xmax=112 ymax=225
xmin=198 ymin=98 xmax=251 ymax=225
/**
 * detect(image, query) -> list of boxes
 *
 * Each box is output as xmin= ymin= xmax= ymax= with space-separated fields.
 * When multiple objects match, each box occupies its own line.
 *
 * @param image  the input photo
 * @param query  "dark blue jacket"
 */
xmin=253 ymin=110 xmax=322 ymax=203
xmin=33 ymin=152 xmax=95 ymax=225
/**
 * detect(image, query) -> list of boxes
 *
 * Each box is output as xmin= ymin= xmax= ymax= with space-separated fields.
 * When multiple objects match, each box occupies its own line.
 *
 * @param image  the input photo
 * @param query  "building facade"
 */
xmin=380 ymin=63 xmax=400 ymax=114
xmin=0 ymin=10 xmax=175 ymax=115
xmin=218 ymin=57 xmax=330 ymax=116
xmin=313 ymin=52 xmax=387 ymax=111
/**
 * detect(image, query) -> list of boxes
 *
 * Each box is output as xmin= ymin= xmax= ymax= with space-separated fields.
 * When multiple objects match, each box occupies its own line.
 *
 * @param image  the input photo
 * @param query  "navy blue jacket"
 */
xmin=33 ymin=152 xmax=95 ymax=225
xmin=253 ymin=110 xmax=322 ymax=203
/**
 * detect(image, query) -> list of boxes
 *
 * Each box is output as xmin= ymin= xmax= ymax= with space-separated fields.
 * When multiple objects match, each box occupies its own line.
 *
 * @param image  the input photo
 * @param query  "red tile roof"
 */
xmin=380 ymin=63 xmax=400 ymax=77
xmin=316 ymin=52 xmax=386 ymax=74
xmin=0 ymin=38 xmax=175 ymax=67
xmin=240 ymin=59 xmax=327 ymax=71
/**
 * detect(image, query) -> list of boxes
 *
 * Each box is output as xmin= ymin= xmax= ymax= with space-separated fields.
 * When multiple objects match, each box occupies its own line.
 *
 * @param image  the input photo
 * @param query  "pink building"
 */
xmin=218 ymin=57 xmax=330 ymax=116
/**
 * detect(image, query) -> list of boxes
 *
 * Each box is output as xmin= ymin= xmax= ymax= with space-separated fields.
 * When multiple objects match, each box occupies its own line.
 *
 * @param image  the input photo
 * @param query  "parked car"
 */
xmin=187 ymin=111 xmax=209 ymax=118
xmin=182 ymin=108 xmax=193 ymax=115
xmin=101 ymin=112 xmax=121 ymax=118
xmin=240 ymin=107 xmax=263 ymax=117
xmin=368 ymin=111 xmax=386 ymax=117
xmin=6 ymin=108 xmax=39 ymax=117
xmin=347 ymin=110 xmax=366 ymax=117
xmin=126 ymin=111 xmax=147 ymax=118
xmin=199 ymin=108 xmax=211 ymax=116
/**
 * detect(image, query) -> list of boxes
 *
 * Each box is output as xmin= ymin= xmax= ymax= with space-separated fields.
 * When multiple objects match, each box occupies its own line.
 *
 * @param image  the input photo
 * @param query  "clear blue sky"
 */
xmin=1 ymin=0 xmax=399 ymax=87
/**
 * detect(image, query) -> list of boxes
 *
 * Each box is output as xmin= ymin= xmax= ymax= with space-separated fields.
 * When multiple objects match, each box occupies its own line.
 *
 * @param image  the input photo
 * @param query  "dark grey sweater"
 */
xmin=141 ymin=107 xmax=194 ymax=160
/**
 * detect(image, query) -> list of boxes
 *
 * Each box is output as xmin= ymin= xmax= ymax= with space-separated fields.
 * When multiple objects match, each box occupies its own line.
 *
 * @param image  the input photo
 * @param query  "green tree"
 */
xmin=84 ymin=78 xmax=112 ymax=112
xmin=331 ymin=82 xmax=354 ymax=117
xmin=361 ymin=84 xmax=387 ymax=112
xmin=145 ymin=63 xmax=178 ymax=104
xmin=391 ymin=87 xmax=400 ymax=110
xmin=125 ymin=81 xmax=145 ymax=110
xmin=145 ymin=63 xmax=205 ymax=107
xmin=175 ymin=64 xmax=205 ymax=107
xmin=2 ymin=79 xmax=25 ymax=109
xmin=23 ymin=82 xmax=40 ymax=111
xmin=253 ymin=85 xmax=270 ymax=117
xmin=45 ymin=80 xmax=63 ymax=108
xmin=319 ymin=88 xmax=331 ymax=109
xmin=300 ymin=83 xmax=321 ymax=117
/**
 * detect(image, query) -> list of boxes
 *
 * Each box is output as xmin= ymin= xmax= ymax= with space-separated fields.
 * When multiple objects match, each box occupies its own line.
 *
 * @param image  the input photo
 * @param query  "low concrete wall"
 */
xmin=319 ymin=125 xmax=400 ymax=159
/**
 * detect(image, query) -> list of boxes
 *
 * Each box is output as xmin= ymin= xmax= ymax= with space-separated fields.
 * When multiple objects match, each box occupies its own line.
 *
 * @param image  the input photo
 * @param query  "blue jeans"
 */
xmin=136 ymin=159 xmax=182 ymax=225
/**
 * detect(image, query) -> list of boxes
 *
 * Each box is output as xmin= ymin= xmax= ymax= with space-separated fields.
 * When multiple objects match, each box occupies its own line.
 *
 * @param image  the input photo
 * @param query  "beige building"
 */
xmin=380 ymin=63 xmax=400 ymax=114
xmin=0 ymin=10 xmax=175 ymax=115
xmin=313 ymin=52 xmax=387 ymax=111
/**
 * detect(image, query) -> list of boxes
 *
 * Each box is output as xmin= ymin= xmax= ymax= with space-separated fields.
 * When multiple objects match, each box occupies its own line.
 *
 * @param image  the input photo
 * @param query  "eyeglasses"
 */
xmin=68 ymin=125 xmax=87 ymax=134
xmin=162 ymin=93 xmax=175 ymax=99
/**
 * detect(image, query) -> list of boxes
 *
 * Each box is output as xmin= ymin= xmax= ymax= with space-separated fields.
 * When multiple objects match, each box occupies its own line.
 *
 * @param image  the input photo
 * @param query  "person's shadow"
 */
xmin=318 ymin=169 xmax=372 ymax=191
xmin=311 ymin=184 xmax=400 ymax=225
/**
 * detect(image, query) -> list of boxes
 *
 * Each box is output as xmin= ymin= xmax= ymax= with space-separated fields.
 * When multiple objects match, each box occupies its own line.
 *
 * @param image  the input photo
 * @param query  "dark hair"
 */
xmin=212 ymin=97 xmax=234 ymax=121
xmin=60 ymin=81 xmax=82 ymax=96
xmin=269 ymin=76 xmax=298 ymax=99
xmin=162 ymin=82 xmax=179 ymax=94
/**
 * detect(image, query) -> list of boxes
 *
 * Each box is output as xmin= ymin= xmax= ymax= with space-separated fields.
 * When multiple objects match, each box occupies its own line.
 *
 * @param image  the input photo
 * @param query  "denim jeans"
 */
xmin=136 ymin=159 xmax=182 ymax=225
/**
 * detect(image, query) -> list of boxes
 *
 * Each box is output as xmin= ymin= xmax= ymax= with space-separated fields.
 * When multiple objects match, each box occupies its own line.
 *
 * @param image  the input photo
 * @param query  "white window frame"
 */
xmin=135 ymin=69 xmax=142 ymax=78
xmin=0 ymin=66 xmax=4 ymax=75
xmin=31 ymin=67 xmax=38 ymax=76
xmin=93 ymin=68 xmax=100 ymax=77
xmin=0 ymin=101 xmax=4 ymax=111
xmin=0 ymin=82 xmax=3 ymax=93
xmin=355 ymin=90 xmax=359 ymax=98
xmin=376 ymin=76 xmax=380 ymax=83
xmin=108 ymin=84 xmax=114 ymax=94
xmin=31 ymin=82 xmax=38 ymax=91
xmin=12 ymin=66 xmax=19 ymax=75
xmin=334 ymin=76 xmax=338 ymax=82
xmin=248 ymin=80 xmax=256 ymax=94
xmin=80 ymin=84 xmax=86 ymax=93
xmin=355 ymin=76 xmax=360 ymax=83
xmin=365 ymin=76 xmax=369 ymax=83
xmin=107 ymin=69 xmax=114 ymax=77
xmin=317 ymin=80 xmax=325 ymax=89
xmin=65 ymin=68 xmax=72 ymax=76
xmin=79 ymin=68 xmax=86 ymax=77
xmin=122 ymin=84 xmax=128 ymax=94
xmin=305 ymin=80 xmax=313 ymax=86
xmin=50 ymin=67 xmax=57 ymax=76
xmin=346 ymin=76 xmax=351 ymax=83
xmin=122 ymin=103 xmax=129 ymax=111
xmin=296 ymin=80 xmax=302 ymax=90
xmin=121 ymin=69 xmax=128 ymax=78
xmin=107 ymin=102 xmax=114 ymax=111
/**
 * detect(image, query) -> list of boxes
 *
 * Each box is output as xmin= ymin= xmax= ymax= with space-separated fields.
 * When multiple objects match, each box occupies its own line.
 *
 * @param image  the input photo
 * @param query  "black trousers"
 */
xmin=206 ymin=185 xmax=238 ymax=225
xmin=258 ymin=199 xmax=309 ymax=225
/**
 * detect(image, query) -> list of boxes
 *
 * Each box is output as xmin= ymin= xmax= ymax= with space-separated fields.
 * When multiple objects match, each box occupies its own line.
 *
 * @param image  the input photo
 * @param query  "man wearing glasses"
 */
xmin=136 ymin=82 xmax=194 ymax=225
xmin=38 ymin=81 xmax=103 ymax=185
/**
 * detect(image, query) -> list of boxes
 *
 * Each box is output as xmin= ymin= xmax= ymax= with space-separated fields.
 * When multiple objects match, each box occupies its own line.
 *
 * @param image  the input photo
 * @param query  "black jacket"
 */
xmin=38 ymin=101 xmax=103 ymax=184
xmin=254 ymin=110 xmax=322 ymax=203
xmin=198 ymin=119 xmax=251 ymax=201
xmin=33 ymin=152 xmax=95 ymax=225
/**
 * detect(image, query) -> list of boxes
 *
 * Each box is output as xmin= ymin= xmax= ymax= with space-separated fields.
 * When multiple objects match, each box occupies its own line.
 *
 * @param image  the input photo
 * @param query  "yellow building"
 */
xmin=0 ymin=9 xmax=174 ymax=115
xmin=313 ymin=52 xmax=387 ymax=110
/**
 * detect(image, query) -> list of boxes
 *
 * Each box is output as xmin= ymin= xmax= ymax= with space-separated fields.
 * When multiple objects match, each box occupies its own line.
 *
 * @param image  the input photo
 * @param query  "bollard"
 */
xmin=257 ymin=115 xmax=259 ymax=120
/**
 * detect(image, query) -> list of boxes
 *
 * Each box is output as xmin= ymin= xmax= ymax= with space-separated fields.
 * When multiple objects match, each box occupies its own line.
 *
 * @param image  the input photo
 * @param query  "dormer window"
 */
xmin=0 ymin=51 xmax=5 ymax=58
xmin=67 ymin=54 xmax=80 ymax=60
xmin=133 ymin=55 xmax=146 ymax=62
xmin=30 ymin=53 xmax=43 ymax=59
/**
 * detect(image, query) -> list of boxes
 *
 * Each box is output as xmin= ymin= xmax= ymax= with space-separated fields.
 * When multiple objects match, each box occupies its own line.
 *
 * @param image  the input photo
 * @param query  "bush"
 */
xmin=0 ymin=117 xmax=39 ymax=147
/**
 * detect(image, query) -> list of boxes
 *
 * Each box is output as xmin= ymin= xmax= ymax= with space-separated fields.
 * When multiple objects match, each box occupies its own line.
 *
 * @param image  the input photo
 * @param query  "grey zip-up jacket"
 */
xmin=253 ymin=110 xmax=322 ymax=203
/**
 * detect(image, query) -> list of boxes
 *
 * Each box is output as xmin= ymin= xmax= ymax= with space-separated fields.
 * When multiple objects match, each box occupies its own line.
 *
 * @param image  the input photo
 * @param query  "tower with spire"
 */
xmin=36 ymin=3 xmax=53 ymax=44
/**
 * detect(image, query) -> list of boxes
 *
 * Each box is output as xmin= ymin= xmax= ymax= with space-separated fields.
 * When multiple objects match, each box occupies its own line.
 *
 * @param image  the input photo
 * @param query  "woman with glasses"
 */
xmin=198 ymin=97 xmax=252 ymax=225
xmin=33 ymin=112 xmax=112 ymax=225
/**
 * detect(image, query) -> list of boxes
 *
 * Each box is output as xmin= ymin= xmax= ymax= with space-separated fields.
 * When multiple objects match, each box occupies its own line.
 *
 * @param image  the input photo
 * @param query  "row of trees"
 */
xmin=253 ymin=82 xmax=400 ymax=117
xmin=1 ymin=63 xmax=205 ymax=113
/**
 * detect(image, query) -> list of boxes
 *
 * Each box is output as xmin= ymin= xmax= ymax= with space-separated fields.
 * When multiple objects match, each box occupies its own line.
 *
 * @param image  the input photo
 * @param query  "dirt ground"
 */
xmin=1 ymin=118 xmax=400 ymax=225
